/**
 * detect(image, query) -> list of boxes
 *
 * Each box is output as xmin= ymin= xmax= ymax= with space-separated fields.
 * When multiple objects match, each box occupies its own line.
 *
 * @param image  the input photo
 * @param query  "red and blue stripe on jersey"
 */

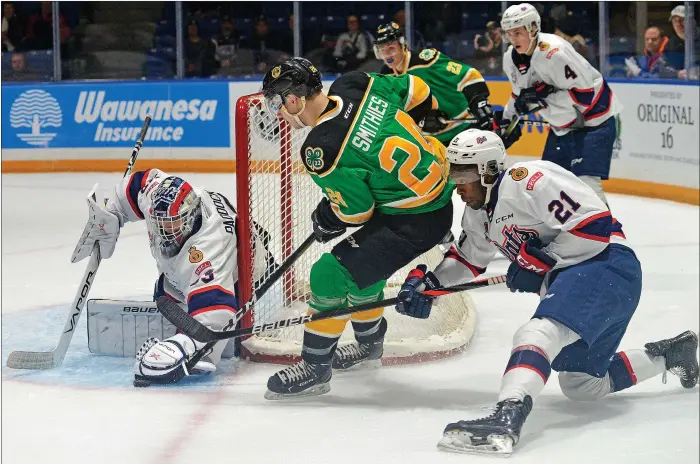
xmin=187 ymin=285 xmax=239 ymax=316
xmin=570 ymin=211 xmax=626 ymax=243
xmin=444 ymin=245 xmax=486 ymax=278
xmin=125 ymin=169 xmax=152 ymax=219
xmin=563 ymin=81 xmax=613 ymax=128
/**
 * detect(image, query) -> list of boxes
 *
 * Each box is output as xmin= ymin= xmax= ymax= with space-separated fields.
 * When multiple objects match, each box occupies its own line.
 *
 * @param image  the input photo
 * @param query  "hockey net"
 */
xmin=235 ymin=93 xmax=477 ymax=365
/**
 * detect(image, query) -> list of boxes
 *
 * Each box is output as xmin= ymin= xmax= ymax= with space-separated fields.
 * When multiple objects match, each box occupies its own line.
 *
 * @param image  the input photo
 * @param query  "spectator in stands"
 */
xmin=212 ymin=16 xmax=239 ymax=73
xmin=241 ymin=15 xmax=287 ymax=74
xmin=332 ymin=14 xmax=370 ymax=72
xmin=25 ymin=1 xmax=70 ymax=50
xmin=667 ymin=5 xmax=700 ymax=79
xmin=554 ymin=12 xmax=592 ymax=63
xmin=625 ymin=26 xmax=678 ymax=79
xmin=2 ymin=51 xmax=42 ymax=81
xmin=474 ymin=21 xmax=503 ymax=56
xmin=393 ymin=9 xmax=426 ymax=50
xmin=185 ymin=19 xmax=215 ymax=77
xmin=2 ymin=2 xmax=24 ymax=52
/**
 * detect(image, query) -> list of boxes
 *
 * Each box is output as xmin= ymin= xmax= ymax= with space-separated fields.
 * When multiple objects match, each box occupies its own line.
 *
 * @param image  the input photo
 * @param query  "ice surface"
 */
xmin=2 ymin=173 xmax=698 ymax=464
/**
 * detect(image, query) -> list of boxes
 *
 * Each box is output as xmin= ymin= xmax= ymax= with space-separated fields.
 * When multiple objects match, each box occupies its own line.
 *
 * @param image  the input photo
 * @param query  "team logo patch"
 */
xmin=309 ymin=64 xmax=318 ymax=73
xmin=189 ymin=246 xmax=203 ymax=263
xmin=546 ymin=48 xmax=560 ymax=59
xmin=305 ymin=147 xmax=324 ymax=171
xmin=271 ymin=66 xmax=281 ymax=78
xmin=526 ymin=171 xmax=544 ymax=190
xmin=419 ymin=48 xmax=437 ymax=61
xmin=195 ymin=260 xmax=212 ymax=275
xmin=476 ymin=136 xmax=488 ymax=144
xmin=510 ymin=167 xmax=529 ymax=181
xmin=538 ymin=42 xmax=550 ymax=51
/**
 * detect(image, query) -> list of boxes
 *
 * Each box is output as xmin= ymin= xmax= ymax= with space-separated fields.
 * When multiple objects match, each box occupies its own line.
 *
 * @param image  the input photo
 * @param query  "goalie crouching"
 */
xmin=72 ymin=169 xmax=269 ymax=385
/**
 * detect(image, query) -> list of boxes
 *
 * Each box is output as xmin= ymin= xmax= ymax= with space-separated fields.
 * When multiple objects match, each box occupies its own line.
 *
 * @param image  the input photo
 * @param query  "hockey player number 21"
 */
xmin=378 ymin=111 xmax=444 ymax=197
xmin=548 ymin=190 xmax=581 ymax=223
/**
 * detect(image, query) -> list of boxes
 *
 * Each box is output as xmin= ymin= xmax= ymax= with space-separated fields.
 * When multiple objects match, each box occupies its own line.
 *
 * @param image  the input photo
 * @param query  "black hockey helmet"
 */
xmin=261 ymin=57 xmax=322 ymax=115
xmin=375 ymin=22 xmax=405 ymax=47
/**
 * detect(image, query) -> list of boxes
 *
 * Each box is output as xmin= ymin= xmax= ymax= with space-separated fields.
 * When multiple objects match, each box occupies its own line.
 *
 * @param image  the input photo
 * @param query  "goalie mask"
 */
xmin=261 ymin=57 xmax=323 ymax=128
xmin=147 ymin=177 xmax=201 ymax=258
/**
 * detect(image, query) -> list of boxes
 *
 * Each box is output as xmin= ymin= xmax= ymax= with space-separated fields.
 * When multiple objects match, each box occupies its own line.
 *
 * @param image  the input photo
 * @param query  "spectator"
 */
xmin=240 ymin=15 xmax=287 ymax=74
xmin=185 ymin=20 xmax=215 ymax=77
xmin=25 ymin=1 xmax=70 ymax=50
xmin=474 ymin=21 xmax=503 ymax=56
xmin=211 ymin=16 xmax=239 ymax=73
xmin=2 ymin=52 xmax=44 ymax=81
xmin=667 ymin=5 xmax=700 ymax=79
xmin=393 ymin=9 xmax=426 ymax=50
xmin=2 ymin=2 xmax=24 ymax=52
xmin=332 ymin=14 xmax=370 ymax=71
xmin=625 ymin=26 xmax=678 ymax=79
xmin=554 ymin=13 xmax=592 ymax=63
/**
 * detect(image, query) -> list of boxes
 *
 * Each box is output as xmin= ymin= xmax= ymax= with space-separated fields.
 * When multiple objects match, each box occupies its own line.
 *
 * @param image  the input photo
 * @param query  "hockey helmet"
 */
xmin=446 ymin=129 xmax=506 ymax=186
xmin=501 ymin=3 xmax=541 ymax=36
xmin=261 ymin=57 xmax=322 ymax=116
xmin=147 ymin=176 xmax=201 ymax=258
xmin=374 ymin=22 xmax=406 ymax=60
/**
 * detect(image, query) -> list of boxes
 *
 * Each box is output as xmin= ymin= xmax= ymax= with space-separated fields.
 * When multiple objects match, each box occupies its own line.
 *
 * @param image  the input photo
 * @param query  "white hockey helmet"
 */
xmin=447 ymin=128 xmax=506 ymax=176
xmin=501 ymin=3 xmax=541 ymax=36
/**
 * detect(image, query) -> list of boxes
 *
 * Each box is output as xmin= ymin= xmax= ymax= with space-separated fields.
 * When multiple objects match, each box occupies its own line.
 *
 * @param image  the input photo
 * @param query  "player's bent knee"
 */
xmin=512 ymin=317 xmax=581 ymax=360
xmin=309 ymin=253 xmax=354 ymax=306
xmin=558 ymin=371 xmax=612 ymax=401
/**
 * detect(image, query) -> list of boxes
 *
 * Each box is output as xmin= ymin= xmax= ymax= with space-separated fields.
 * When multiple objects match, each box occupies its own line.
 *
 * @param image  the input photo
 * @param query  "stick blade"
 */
xmin=6 ymin=350 xmax=57 ymax=369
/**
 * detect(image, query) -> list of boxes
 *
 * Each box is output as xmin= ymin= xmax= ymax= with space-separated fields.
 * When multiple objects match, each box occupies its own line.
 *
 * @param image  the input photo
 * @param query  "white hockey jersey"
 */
xmin=502 ymin=33 xmax=620 ymax=135
xmin=433 ymin=160 xmax=630 ymax=287
xmin=106 ymin=169 xmax=267 ymax=321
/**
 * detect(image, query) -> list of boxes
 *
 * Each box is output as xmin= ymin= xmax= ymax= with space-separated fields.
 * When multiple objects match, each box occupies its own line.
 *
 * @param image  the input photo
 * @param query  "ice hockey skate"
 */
xmin=265 ymin=360 xmax=333 ymax=400
xmin=645 ymin=330 xmax=699 ymax=388
xmin=332 ymin=338 xmax=384 ymax=371
xmin=437 ymin=396 xmax=533 ymax=456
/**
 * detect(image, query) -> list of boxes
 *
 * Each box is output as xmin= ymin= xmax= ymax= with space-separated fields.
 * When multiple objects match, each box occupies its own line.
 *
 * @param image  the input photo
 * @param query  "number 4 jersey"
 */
xmin=300 ymin=71 xmax=454 ymax=226
xmin=503 ymin=32 xmax=621 ymax=136
xmin=433 ymin=160 xmax=630 ymax=286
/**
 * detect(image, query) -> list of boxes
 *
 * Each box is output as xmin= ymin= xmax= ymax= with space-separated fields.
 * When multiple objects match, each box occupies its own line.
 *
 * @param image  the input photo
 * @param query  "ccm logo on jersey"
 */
xmin=496 ymin=213 xmax=514 ymax=223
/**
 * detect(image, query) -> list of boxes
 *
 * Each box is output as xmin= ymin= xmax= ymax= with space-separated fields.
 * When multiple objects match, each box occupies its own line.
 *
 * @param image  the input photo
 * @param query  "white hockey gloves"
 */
xmin=71 ymin=184 xmax=124 ymax=263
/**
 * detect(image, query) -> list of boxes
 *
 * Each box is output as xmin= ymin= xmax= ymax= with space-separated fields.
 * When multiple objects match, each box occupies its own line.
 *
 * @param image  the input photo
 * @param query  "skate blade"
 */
xmin=333 ymin=358 xmax=382 ymax=373
xmin=264 ymin=382 xmax=331 ymax=401
xmin=437 ymin=433 xmax=513 ymax=457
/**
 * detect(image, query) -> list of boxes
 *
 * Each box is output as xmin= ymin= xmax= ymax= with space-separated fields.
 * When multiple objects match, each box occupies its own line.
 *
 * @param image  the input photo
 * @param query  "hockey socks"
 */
xmin=608 ymin=349 xmax=666 ymax=392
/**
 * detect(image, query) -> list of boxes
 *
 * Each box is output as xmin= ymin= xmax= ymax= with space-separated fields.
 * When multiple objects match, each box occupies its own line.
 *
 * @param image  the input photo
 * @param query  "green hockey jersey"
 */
xmin=300 ymin=71 xmax=454 ymax=226
xmin=380 ymin=48 xmax=490 ymax=144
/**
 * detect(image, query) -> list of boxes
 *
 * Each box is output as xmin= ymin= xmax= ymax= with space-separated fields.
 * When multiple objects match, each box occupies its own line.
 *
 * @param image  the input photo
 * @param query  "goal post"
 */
xmin=234 ymin=93 xmax=477 ymax=365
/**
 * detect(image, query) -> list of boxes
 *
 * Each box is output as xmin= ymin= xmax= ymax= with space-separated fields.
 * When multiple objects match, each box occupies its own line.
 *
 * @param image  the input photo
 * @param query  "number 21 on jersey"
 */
xmin=378 ymin=110 xmax=444 ymax=197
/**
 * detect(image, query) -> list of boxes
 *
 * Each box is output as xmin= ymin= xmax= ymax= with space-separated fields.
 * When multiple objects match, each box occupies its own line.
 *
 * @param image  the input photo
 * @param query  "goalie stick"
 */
xmin=157 ymin=275 xmax=507 ymax=344
xmin=6 ymin=116 xmax=152 ymax=370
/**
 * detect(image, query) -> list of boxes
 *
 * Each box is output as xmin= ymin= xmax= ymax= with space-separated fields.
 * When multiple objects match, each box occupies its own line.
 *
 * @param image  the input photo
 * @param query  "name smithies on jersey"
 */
xmin=351 ymin=95 xmax=388 ymax=152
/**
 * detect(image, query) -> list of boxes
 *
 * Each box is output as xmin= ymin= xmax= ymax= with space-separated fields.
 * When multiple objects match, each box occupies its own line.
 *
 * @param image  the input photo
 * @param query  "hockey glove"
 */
xmin=71 ymin=184 xmax=124 ymax=263
xmin=470 ymin=99 xmax=499 ymax=131
xmin=311 ymin=198 xmax=347 ymax=243
xmin=506 ymin=237 xmax=557 ymax=294
xmin=396 ymin=264 xmax=441 ymax=319
xmin=420 ymin=109 xmax=449 ymax=134
xmin=493 ymin=110 xmax=523 ymax=149
xmin=514 ymin=83 xmax=554 ymax=115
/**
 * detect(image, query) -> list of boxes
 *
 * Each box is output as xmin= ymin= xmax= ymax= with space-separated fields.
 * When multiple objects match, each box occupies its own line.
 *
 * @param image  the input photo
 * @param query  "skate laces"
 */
xmin=337 ymin=343 xmax=366 ymax=361
xmin=278 ymin=361 xmax=314 ymax=384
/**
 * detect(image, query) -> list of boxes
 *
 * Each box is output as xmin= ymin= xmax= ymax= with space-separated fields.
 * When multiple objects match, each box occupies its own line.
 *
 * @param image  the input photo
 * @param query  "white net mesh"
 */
xmin=236 ymin=94 xmax=476 ymax=364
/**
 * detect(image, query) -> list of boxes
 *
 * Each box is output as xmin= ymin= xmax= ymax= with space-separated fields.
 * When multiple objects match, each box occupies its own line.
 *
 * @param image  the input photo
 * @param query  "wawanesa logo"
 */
xmin=10 ymin=89 xmax=63 ymax=147
xmin=74 ymin=91 xmax=218 ymax=143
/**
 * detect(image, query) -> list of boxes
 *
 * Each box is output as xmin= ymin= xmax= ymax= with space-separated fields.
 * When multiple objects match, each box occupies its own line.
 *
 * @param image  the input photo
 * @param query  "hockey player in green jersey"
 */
xmin=375 ymin=22 xmax=521 ymax=148
xmin=261 ymin=57 xmax=454 ymax=400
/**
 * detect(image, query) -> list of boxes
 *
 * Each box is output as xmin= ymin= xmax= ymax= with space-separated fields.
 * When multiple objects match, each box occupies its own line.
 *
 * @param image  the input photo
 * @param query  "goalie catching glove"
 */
xmin=71 ymin=184 xmax=125 ymax=263
xmin=396 ymin=264 xmax=441 ymax=319
xmin=134 ymin=333 xmax=216 ymax=385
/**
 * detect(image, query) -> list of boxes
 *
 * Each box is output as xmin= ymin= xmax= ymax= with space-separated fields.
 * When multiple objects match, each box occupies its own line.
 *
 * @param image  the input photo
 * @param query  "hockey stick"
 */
xmin=6 ymin=117 xmax=152 ymax=370
xmin=443 ymin=117 xmax=550 ymax=128
xmin=140 ymin=232 xmax=317 ymax=384
xmin=157 ymin=275 xmax=507 ymax=344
